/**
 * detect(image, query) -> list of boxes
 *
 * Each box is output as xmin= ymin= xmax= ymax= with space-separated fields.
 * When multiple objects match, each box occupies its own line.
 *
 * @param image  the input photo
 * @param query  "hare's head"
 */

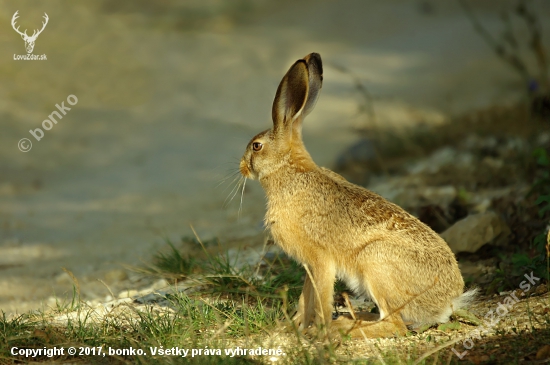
xmin=240 ymin=53 xmax=323 ymax=181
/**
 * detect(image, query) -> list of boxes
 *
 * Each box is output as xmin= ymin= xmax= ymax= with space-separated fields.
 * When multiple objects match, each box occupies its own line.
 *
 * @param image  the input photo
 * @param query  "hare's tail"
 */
xmin=452 ymin=288 xmax=479 ymax=311
xmin=412 ymin=288 xmax=479 ymax=327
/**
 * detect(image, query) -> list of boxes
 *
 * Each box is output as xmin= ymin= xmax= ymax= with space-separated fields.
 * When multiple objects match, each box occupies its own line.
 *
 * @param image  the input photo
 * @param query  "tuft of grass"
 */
xmin=153 ymin=239 xmax=197 ymax=278
xmin=146 ymin=239 xmax=306 ymax=304
xmin=134 ymin=238 xmax=199 ymax=282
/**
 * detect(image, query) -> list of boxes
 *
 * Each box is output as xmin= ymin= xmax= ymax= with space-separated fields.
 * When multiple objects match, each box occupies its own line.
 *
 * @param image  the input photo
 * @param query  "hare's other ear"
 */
xmin=302 ymin=53 xmax=323 ymax=117
xmin=272 ymin=59 xmax=309 ymax=137
xmin=292 ymin=53 xmax=323 ymax=139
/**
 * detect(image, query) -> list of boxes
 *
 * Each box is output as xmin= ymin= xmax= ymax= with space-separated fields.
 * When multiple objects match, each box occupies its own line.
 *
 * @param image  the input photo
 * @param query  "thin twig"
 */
xmin=516 ymin=0 xmax=550 ymax=92
xmin=458 ymin=0 xmax=531 ymax=82
xmin=329 ymin=62 xmax=389 ymax=177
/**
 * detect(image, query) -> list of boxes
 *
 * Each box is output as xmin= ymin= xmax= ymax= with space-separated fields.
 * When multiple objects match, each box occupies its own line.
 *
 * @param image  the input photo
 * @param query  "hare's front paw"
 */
xmin=292 ymin=311 xmax=307 ymax=331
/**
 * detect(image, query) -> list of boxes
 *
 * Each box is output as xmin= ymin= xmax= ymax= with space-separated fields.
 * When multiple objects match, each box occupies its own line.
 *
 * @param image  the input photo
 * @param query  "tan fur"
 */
xmin=240 ymin=53 xmax=474 ymax=339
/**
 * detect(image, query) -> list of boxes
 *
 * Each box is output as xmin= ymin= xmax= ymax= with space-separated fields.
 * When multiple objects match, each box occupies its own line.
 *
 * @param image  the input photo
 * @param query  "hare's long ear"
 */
xmin=291 ymin=53 xmax=323 ymax=139
xmin=302 ymin=53 xmax=323 ymax=117
xmin=272 ymin=59 xmax=309 ymax=137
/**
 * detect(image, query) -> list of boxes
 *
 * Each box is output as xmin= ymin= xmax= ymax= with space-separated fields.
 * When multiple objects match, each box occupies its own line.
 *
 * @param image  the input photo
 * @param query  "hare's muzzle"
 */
xmin=239 ymin=159 xmax=251 ymax=178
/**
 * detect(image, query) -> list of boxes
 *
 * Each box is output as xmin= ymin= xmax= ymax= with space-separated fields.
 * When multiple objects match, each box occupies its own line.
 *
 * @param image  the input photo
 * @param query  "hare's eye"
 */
xmin=252 ymin=142 xmax=263 ymax=151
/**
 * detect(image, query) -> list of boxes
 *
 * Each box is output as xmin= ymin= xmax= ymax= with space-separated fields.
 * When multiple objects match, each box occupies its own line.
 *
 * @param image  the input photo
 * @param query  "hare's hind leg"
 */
xmin=331 ymin=292 xmax=407 ymax=338
xmin=332 ymin=313 xmax=407 ymax=338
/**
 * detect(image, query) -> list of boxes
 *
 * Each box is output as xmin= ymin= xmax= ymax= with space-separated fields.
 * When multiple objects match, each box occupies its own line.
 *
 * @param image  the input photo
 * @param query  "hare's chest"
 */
xmin=265 ymin=208 xmax=310 ymax=262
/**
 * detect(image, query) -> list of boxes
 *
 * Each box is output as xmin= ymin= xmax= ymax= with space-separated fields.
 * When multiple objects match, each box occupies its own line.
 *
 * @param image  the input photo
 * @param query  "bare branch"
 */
xmin=458 ymin=0 xmax=531 ymax=83
xmin=516 ymin=0 xmax=549 ymax=93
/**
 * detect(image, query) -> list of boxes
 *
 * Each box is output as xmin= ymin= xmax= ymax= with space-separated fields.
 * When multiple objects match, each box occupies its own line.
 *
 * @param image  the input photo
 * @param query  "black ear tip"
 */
xmin=305 ymin=53 xmax=323 ymax=77
xmin=309 ymin=52 xmax=322 ymax=63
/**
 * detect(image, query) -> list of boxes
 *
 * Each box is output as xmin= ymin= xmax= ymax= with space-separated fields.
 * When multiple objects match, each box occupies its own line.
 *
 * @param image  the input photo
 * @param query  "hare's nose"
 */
xmin=239 ymin=160 xmax=250 ymax=177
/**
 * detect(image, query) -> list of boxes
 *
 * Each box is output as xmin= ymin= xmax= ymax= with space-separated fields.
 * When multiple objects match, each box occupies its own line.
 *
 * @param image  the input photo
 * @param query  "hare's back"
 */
xmin=311 ymin=170 xmax=446 ymax=245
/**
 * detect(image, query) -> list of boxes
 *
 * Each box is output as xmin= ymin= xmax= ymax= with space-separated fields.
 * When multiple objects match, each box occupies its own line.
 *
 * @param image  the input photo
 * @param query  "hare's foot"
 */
xmin=331 ymin=314 xmax=407 ymax=339
xmin=337 ymin=312 xmax=380 ymax=322
xmin=302 ymin=322 xmax=332 ymax=342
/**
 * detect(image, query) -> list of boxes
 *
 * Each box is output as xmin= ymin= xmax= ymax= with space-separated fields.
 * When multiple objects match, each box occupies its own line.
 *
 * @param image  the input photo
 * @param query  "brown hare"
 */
xmin=239 ymin=53 xmax=476 ymax=338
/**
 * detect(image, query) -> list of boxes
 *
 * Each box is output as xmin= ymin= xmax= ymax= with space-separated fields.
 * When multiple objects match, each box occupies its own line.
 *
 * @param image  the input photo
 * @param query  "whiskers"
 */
xmin=217 ymin=165 xmax=247 ymax=219
xmin=239 ymin=177 xmax=247 ymax=218
xmin=216 ymin=169 xmax=241 ymax=190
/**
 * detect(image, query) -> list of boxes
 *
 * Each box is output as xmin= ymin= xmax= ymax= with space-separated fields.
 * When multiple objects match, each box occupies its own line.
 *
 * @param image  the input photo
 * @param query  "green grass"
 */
xmin=2 ymin=238 xmax=549 ymax=364
xmin=152 ymin=239 xmax=197 ymax=278
xmin=145 ymin=237 xmax=306 ymax=303
xmin=0 ymin=241 xmax=310 ymax=364
xmin=1 ymin=289 xmax=286 ymax=364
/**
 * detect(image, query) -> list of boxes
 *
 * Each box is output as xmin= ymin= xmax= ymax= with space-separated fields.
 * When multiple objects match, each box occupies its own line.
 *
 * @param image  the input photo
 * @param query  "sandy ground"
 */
xmin=1 ymin=0 xmax=549 ymax=315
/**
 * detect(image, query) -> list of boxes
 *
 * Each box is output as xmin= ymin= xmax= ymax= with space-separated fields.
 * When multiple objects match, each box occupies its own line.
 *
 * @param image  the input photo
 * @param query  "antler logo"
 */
xmin=11 ymin=10 xmax=49 ymax=54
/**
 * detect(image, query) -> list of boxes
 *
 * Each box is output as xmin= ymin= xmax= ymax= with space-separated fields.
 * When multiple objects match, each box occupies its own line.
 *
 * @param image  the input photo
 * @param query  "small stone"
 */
xmin=482 ymin=156 xmax=504 ymax=169
xmin=472 ymin=198 xmax=491 ymax=214
xmin=150 ymin=279 xmax=169 ymax=290
xmin=419 ymin=186 xmax=457 ymax=207
xmin=118 ymin=289 xmax=138 ymax=299
xmin=458 ymin=261 xmax=484 ymax=277
xmin=535 ymin=284 xmax=548 ymax=295
xmin=104 ymin=269 xmax=128 ymax=284
xmin=440 ymin=211 xmax=510 ymax=253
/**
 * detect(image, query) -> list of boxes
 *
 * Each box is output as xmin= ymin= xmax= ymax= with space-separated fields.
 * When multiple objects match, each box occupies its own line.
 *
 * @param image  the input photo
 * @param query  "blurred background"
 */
xmin=0 ymin=0 xmax=549 ymax=315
